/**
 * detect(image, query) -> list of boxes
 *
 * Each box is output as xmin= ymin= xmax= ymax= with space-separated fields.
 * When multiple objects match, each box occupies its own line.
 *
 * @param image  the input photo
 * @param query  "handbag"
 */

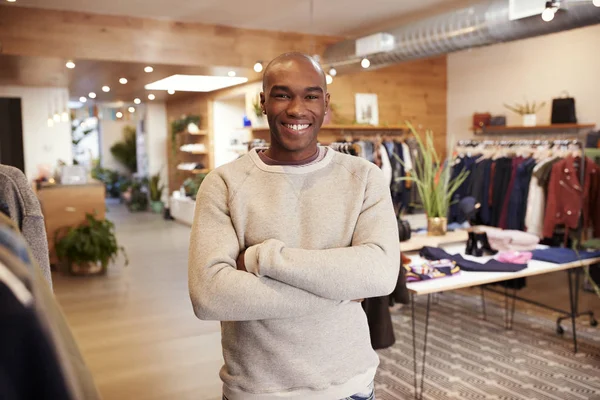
xmin=472 ymin=113 xmax=491 ymax=129
xmin=397 ymin=219 xmax=411 ymax=242
xmin=551 ymin=91 xmax=577 ymax=124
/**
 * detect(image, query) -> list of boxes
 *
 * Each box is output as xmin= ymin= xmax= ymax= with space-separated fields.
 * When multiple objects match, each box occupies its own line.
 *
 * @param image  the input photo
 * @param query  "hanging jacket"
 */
xmin=0 ymin=215 xmax=101 ymax=400
xmin=0 ymin=165 xmax=52 ymax=289
xmin=542 ymin=156 xmax=600 ymax=239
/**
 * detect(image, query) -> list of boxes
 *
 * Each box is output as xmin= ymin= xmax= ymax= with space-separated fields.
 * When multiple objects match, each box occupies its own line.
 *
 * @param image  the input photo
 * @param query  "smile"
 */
xmin=282 ymin=123 xmax=311 ymax=132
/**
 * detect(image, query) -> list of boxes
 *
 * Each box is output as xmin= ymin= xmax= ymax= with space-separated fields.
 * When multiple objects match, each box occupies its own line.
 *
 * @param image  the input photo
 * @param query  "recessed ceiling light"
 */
xmin=144 ymin=66 xmax=154 ymax=73
xmin=119 ymin=78 xmax=128 ymax=84
xmin=148 ymin=94 xmax=156 ymax=100
xmin=167 ymin=89 xmax=175 ymax=95
xmin=254 ymin=62 xmax=263 ymax=73
xmin=116 ymin=112 xmax=123 ymax=118
xmin=7 ymin=0 xmax=17 ymax=3
xmin=145 ymin=74 xmax=249 ymax=93
xmin=79 ymin=96 xmax=87 ymax=103
xmin=326 ymin=74 xmax=333 ymax=85
xmin=66 ymin=60 xmax=76 ymax=69
xmin=134 ymin=98 xmax=141 ymax=104
xmin=361 ymin=58 xmax=370 ymax=69
xmin=329 ymin=68 xmax=337 ymax=77
xmin=128 ymin=107 xmax=135 ymax=113
xmin=228 ymin=71 xmax=236 ymax=77
xmin=88 ymin=92 xmax=96 ymax=99
xmin=102 ymin=86 xmax=110 ymax=92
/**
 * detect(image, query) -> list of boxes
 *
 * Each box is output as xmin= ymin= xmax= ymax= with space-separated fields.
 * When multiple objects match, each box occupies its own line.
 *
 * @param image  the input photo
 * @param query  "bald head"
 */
xmin=262 ymin=52 xmax=327 ymax=92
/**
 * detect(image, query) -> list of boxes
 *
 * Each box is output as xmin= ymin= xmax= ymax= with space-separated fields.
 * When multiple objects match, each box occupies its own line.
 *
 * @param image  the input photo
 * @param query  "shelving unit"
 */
xmin=472 ymin=123 xmax=595 ymax=135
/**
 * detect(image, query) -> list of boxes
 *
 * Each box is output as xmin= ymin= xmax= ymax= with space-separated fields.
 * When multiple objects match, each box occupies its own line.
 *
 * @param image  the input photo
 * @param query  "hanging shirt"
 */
xmin=525 ymin=157 xmax=557 ymax=237
xmin=379 ymin=144 xmax=393 ymax=186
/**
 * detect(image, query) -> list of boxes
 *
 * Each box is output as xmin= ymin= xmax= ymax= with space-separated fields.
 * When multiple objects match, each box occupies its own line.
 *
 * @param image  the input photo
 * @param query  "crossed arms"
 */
xmin=188 ymin=169 xmax=400 ymax=322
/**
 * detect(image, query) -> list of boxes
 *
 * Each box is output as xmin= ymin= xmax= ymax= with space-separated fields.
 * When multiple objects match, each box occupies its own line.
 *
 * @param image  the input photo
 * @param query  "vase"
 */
xmin=427 ymin=217 xmax=448 ymax=236
xmin=522 ymin=114 xmax=537 ymax=127
xmin=151 ymin=201 xmax=164 ymax=214
xmin=69 ymin=261 xmax=104 ymax=276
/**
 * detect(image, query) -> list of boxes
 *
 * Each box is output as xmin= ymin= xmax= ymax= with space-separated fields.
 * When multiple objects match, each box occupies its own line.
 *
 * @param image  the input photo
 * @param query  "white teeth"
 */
xmin=285 ymin=124 xmax=309 ymax=131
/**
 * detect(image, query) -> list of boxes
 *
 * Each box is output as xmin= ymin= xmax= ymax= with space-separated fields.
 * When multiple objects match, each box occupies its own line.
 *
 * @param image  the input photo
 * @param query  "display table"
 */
xmin=405 ymin=243 xmax=600 ymax=400
xmin=400 ymin=230 xmax=468 ymax=252
xmin=170 ymin=195 xmax=196 ymax=226
xmin=36 ymin=181 xmax=106 ymax=265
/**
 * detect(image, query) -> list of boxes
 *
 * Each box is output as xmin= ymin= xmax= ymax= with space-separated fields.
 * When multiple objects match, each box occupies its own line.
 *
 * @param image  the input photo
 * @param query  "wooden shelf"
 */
xmin=184 ymin=130 xmax=208 ymax=136
xmin=180 ymin=150 xmax=208 ymax=155
xmin=472 ymin=123 xmax=595 ymax=135
xmin=251 ymin=124 xmax=406 ymax=134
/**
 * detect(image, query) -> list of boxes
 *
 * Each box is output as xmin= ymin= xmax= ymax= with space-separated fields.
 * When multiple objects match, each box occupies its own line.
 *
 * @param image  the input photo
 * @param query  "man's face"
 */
xmin=261 ymin=58 xmax=330 ymax=159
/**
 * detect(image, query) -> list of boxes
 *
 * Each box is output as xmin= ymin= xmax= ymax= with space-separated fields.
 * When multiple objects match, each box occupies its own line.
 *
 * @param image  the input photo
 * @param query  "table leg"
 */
xmin=569 ymin=269 xmax=579 ymax=353
xmin=480 ymin=286 xmax=487 ymax=321
xmin=411 ymin=293 xmax=432 ymax=400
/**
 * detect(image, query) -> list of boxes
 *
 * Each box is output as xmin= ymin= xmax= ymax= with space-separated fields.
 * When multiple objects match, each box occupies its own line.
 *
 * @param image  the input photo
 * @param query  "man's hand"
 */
xmin=236 ymin=250 xmax=247 ymax=272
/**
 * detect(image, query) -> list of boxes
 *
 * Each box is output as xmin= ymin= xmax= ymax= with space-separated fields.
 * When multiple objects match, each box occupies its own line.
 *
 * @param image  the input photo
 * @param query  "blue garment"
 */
xmin=0 ymin=226 xmax=31 ymax=265
xmin=531 ymin=248 xmax=600 ymax=264
xmin=506 ymin=158 xmax=536 ymax=230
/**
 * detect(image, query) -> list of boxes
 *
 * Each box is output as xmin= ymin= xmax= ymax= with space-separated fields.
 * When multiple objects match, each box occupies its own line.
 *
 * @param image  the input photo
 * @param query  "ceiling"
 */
xmin=0 ymin=54 xmax=262 ymax=104
xmin=10 ymin=0 xmax=450 ymax=36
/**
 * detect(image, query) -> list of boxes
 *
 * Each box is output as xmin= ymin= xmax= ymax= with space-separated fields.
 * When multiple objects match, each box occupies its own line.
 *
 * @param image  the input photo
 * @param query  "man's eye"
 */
xmin=306 ymin=95 xmax=319 ymax=100
xmin=275 ymin=94 xmax=290 ymax=99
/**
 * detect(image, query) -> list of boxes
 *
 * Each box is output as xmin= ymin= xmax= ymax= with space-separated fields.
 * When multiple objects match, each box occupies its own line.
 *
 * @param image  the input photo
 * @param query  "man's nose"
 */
xmin=286 ymin=97 xmax=307 ymax=118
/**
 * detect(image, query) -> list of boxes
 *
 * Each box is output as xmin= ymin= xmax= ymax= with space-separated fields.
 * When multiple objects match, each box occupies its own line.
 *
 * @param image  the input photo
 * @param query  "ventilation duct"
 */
xmin=322 ymin=0 xmax=600 ymax=72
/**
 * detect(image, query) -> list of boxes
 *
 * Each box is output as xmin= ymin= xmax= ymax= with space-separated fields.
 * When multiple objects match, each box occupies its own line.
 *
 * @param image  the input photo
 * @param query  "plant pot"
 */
xmin=522 ymin=114 xmax=537 ymax=127
xmin=427 ymin=217 xmax=448 ymax=236
xmin=69 ymin=261 xmax=105 ymax=276
xmin=150 ymin=201 xmax=164 ymax=213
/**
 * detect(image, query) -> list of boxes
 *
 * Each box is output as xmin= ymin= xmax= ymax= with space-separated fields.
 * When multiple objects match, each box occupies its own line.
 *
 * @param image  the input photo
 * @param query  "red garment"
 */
xmin=498 ymin=157 xmax=524 ymax=229
xmin=542 ymin=156 xmax=600 ymax=238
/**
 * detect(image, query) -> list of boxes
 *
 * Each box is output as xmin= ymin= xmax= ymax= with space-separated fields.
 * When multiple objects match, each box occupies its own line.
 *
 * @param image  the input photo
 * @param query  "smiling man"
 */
xmin=188 ymin=52 xmax=400 ymax=400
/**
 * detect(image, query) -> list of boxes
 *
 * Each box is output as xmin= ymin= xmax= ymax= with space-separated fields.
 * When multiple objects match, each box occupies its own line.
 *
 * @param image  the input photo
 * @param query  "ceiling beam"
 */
xmin=0 ymin=5 xmax=340 ymax=68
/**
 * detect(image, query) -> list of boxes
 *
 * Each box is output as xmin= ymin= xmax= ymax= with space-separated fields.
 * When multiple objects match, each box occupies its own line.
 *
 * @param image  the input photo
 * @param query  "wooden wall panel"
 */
xmin=327 ymin=56 xmax=447 ymax=155
xmin=0 ymin=5 xmax=338 ymax=68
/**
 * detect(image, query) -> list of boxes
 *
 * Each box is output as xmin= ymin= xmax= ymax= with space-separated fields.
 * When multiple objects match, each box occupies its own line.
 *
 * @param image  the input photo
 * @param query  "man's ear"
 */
xmin=260 ymin=92 xmax=266 ymax=114
xmin=325 ymin=92 xmax=331 ymax=114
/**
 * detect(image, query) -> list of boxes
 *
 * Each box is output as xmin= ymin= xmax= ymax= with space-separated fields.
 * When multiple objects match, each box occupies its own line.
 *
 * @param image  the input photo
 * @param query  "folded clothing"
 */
xmin=405 ymin=259 xmax=460 ymax=282
xmin=531 ymin=248 xmax=600 ymax=264
xmin=478 ymin=227 xmax=539 ymax=251
xmin=420 ymin=246 xmax=527 ymax=272
xmin=496 ymin=251 xmax=532 ymax=264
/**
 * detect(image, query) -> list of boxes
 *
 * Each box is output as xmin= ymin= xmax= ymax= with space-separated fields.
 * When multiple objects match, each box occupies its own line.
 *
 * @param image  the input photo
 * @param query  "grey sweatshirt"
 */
xmin=188 ymin=147 xmax=400 ymax=399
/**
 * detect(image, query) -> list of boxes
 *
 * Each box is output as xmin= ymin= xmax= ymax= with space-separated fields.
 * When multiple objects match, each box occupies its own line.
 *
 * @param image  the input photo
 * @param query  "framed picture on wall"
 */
xmin=355 ymin=93 xmax=379 ymax=126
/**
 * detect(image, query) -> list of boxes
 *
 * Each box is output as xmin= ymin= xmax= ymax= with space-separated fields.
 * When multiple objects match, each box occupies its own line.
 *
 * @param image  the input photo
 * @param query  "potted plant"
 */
xmin=251 ymin=94 xmax=267 ymax=127
xmin=126 ymin=177 xmax=149 ymax=212
xmin=149 ymin=172 xmax=165 ymax=213
xmin=55 ymin=213 xmax=128 ymax=276
xmin=396 ymin=122 xmax=470 ymax=236
xmin=504 ymin=100 xmax=546 ymax=127
xmin=171 ymin=115 xmax=201 ymax=154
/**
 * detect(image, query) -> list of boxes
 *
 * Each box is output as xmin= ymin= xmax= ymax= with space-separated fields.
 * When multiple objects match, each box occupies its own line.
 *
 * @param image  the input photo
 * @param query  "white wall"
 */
xmin=99 ymin=119 xmax=134 ymax=174
xmin=213 ymin=97 xmax=247 ymax=168
xmin=0 ymin=86 xmax=72 ymax=179
xmin=145 ymin=102 xmax=169 ymax=201
xmin=448 ymin=25 xmax=600 ymax=144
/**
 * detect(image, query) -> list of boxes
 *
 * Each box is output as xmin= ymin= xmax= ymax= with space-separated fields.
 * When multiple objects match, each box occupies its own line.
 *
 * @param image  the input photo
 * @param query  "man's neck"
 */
xmin=265 ymin=145 xmax=319 ymax=163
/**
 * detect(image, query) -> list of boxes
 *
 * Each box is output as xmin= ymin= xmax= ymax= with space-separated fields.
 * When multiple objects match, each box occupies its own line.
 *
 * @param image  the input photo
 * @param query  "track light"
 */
xmin=134 ymin=98 xmax=141 ymax=104
xmin=329 ymin=68 xmax=337 ymax=77
xmin=542 ymin=1 xmax=560 ymax=22
xmin=326 ymin=74 xmax=333 ymax=85
xmin=361 ymin=58 xmax=370 ymax=69
xmin=128 ymin=107 xmax=135 ymax=113
xmin=254 ymin=62 xmax=263 ymax=73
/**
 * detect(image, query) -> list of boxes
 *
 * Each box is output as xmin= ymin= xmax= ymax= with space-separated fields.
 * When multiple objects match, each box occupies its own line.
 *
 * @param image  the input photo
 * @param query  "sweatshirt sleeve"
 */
xmin=188 ymin=172 xmax=343 ymax=322
xmin=244 ymin=167 xmax=400 ymax=301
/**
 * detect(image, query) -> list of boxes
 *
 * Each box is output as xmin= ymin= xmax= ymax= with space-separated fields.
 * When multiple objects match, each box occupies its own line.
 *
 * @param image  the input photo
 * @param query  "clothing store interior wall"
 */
xmin=1 ymin=0 xmax=600 ymax=399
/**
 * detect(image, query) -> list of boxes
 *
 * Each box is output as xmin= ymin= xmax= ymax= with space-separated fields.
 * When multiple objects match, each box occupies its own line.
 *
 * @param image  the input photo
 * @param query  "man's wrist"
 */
xmin=244 ymin=244 xmax=261 ymax=276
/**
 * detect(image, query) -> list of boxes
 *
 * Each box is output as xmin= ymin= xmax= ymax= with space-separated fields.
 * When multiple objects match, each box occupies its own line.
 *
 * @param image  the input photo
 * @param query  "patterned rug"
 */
xmin=374 ymin=289 xmax=600 ymax=400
